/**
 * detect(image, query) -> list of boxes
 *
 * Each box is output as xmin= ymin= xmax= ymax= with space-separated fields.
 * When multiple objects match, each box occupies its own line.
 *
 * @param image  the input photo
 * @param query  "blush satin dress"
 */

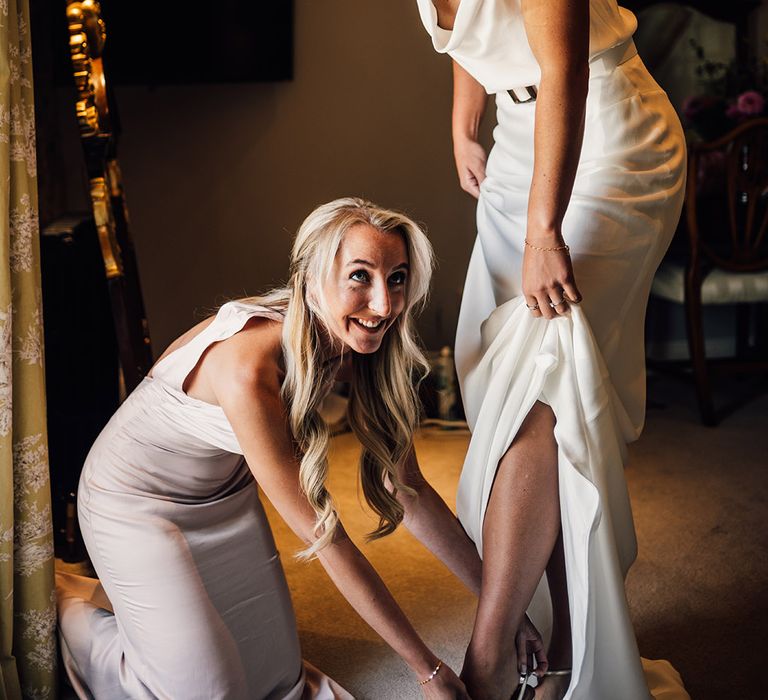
xmin=416 ymin=1 xmax=689 ymax=699
xmin=56 ymin=301 xmax=351 ymax=699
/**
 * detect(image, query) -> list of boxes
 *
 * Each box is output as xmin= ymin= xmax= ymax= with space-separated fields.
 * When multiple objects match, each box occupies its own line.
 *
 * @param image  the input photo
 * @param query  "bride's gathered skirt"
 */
xmin=454 ymin=54 xmax=690 ymax=700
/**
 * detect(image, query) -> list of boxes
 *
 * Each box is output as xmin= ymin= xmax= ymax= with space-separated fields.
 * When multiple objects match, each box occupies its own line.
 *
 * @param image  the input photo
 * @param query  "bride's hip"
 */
xmin=491 ymin=54 xmax=685 ymax=171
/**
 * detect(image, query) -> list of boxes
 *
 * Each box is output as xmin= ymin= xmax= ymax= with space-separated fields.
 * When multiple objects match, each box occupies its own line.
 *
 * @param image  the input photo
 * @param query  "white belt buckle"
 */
xmin=508 ymin=85 xmax=538 ymax=104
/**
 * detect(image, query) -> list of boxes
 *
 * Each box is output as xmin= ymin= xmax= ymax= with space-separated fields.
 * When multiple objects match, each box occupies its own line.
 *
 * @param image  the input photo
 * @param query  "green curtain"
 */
xmin=0 ymin=0 xmax=57 ymax=698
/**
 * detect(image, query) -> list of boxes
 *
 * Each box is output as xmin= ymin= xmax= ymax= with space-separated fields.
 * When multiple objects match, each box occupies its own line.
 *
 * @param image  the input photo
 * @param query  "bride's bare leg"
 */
xmin=545 ymin=528 xmax=572 ymax=669
xmin=461 ymin=401 xmax=561 ymax=700
xmin=535 ymin=529 xmax=572 ymax=699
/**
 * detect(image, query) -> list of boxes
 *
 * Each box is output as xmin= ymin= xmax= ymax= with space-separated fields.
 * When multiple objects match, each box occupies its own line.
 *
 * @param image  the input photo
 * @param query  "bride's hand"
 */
xmin=421 ymin=663 xmax=471 ymax=699
xmin=522 ymin=231 xmax=582 ymax=319
xmin=453 ymin=136 xmax=487 ymax=199
xmin=516 ymin=614 xmax=548 ymax=678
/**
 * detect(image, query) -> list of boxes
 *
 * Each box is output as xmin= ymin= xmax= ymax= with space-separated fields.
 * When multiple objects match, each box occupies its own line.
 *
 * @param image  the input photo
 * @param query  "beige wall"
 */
xmin=99 ymin=1 xmax=484 ymax=353
xmin=56 ymin=2 xmax=767 ymax=357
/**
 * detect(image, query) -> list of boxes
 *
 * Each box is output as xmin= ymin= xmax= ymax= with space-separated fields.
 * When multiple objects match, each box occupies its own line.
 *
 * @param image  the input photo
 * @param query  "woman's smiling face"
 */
xmin=321 ymin=223 xmax=409 ymax=355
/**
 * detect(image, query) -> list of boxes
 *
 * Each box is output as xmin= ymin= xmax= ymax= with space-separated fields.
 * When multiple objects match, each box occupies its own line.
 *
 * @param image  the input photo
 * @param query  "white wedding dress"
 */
xmin=416 ymin=1 xmax=690 ymax=698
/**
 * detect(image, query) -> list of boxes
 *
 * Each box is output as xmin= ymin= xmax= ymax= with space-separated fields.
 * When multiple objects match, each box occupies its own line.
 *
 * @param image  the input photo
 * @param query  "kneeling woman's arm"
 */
xmin=394 ymin=449 xmax=482 ymax=595
xmin=213 ymin=356 xmax=468 ymax=698
xmin=393 ymin=449 xmax=547 ymax=674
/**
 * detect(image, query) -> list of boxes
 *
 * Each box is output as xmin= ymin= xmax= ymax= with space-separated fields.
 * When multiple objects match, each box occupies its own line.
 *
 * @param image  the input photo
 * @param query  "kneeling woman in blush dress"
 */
xmin=56 ymin=198 xmax=496 ymax=699
xmin=415 ymin=1 xmax=690 ymax=699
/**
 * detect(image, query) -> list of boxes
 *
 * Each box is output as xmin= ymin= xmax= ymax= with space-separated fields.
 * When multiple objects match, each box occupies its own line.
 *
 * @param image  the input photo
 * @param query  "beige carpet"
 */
xmin=265 ymin=377 xmax=768 ymax=700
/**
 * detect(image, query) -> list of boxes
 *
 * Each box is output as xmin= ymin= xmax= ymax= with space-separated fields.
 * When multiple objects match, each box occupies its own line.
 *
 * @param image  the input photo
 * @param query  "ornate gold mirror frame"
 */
xmin=66 ymin=0 xmax=153 ymax=391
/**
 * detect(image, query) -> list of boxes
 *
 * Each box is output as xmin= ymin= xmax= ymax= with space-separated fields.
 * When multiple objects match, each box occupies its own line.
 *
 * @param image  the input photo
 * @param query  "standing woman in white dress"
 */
xmin=415 ymin=1 xmax=688 ymax=699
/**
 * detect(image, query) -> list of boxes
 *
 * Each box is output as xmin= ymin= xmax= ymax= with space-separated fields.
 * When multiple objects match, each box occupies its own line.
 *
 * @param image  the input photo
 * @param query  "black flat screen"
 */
xmin=99 ymin=0 xmax=293 ymax=85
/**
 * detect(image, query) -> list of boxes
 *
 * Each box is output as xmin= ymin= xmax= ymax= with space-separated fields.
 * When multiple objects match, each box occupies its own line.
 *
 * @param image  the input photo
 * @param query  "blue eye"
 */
xmin=389 ymin=271 xmax=407 ymax=286
xmin=350 ymin=270 xmax=369 ymax=282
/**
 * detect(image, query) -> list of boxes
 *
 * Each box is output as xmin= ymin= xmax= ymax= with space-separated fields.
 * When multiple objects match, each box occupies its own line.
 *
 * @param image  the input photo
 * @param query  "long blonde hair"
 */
xmin=244 ymin=197 xmax=434 ymax=558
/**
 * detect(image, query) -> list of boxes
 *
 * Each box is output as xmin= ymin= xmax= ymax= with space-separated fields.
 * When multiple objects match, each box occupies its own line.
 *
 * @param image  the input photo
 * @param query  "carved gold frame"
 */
xmin=66 ymin=0 xmax=123 ymax=279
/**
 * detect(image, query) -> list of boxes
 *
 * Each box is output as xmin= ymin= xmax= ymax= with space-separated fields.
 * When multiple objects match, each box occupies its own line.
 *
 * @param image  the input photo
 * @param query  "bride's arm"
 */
xmin=452 ymin=60 xmax=489 ymax=199
xmin=520 ymin=0 xmax=588 ymax=317
xmin=523 ymin=0 xmax=589 ymax=238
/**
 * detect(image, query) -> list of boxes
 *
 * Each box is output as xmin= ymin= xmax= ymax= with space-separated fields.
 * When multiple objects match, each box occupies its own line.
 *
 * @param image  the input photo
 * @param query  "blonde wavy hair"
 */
xmin=243 ymin=197 xmax=434 ymax=559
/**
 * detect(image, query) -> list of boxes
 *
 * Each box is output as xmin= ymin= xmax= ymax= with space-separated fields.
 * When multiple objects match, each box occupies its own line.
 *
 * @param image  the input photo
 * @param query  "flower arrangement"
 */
xmin=682 ymin=39 xmax=767 ymax=141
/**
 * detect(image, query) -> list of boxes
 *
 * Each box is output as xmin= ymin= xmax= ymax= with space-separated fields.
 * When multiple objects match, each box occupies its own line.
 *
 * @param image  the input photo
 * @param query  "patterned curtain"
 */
xmin=0 ymin=0 xmax=57 ymax=698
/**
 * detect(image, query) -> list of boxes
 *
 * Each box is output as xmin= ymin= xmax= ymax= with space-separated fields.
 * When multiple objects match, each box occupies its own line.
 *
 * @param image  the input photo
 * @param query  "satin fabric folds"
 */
xmin=56 ymin=303 xmax=352 ymax=700
xmin=413 ymin=1 xmax=690 ymax=698
xmin=453 ymin=60 xmax=690 ymax=700
xmin=459 ymin=300 xmax=657 ymax=699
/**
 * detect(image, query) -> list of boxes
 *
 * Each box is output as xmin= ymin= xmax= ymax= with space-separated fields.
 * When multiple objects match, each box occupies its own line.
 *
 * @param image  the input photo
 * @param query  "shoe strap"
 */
xmin=515 ymin=671 xmax=535 ymax=700
xmin=516 ymin=667 xmax=572 ymax=699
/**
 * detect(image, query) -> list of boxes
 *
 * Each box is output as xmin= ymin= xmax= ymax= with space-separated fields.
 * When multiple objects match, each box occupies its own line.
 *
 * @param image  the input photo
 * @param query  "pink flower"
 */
xmin=736 ymin=90 xmax=765 ymax=116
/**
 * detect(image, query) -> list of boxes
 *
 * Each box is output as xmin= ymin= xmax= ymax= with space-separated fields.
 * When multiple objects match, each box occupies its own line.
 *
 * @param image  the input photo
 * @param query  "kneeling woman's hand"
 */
xmin=516 ymin=614 xmax=548 ymax=678
xmin=421 ymin=663 xmax=471 ymax=699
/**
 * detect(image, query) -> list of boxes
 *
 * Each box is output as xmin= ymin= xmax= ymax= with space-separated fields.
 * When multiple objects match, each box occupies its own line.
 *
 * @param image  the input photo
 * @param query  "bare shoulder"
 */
xmin=205 ymin=315 xmax=285 ymax=393
xmin=209 ymin=316 xmax=295 ymax=455
xmin=174 ymin=313 xmax=285 ymax=406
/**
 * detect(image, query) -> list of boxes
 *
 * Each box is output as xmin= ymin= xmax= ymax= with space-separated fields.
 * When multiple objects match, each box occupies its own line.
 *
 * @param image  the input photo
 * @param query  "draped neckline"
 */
xmin=420 ymin=0 xmax=482 ymax=53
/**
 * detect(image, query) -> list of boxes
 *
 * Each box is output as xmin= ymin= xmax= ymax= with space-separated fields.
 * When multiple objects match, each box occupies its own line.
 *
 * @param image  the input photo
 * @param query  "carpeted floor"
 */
xmin=56 ymin=376 xmax=766 ymax=699
xmin=265 ymin=376 xmax=768 ymax=700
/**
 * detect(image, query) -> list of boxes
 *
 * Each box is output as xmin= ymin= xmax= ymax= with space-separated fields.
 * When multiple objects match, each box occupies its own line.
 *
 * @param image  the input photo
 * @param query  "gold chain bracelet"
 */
xmin=524 ymin=238 xmax=570 ymax=253
xmin=419 ymin=660 xmax=443 ymax=686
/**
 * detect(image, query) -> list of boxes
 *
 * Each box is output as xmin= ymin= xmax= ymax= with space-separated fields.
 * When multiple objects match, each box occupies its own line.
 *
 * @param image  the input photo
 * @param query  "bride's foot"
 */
xmin=533 ymin=670 xmax=571 ymax=700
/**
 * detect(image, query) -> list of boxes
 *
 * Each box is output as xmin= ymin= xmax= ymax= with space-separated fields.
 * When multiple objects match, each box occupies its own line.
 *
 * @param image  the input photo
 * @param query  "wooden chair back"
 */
xmin=687 ymin=117 xmax=768 ymax=274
